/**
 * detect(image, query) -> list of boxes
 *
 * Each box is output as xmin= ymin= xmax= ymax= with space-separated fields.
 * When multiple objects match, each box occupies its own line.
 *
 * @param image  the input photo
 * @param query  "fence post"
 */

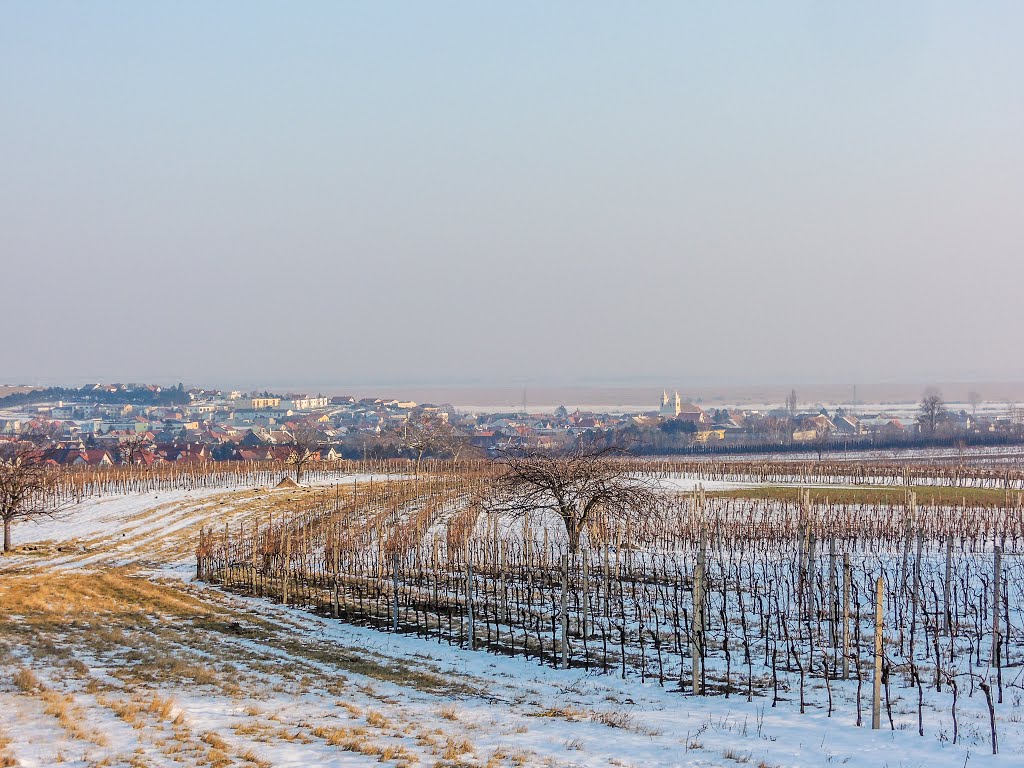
xmin=692 ymin=532 xmax=706 ymax=695
xmin=224 ymin=523 xmax=230 ymax=588
xmin=561 ymin=552 xmax=570 ymax=669
xmin=943 ymin=537 xmax=953 ymax=635
xmin=842 ymin=552 xmax=851 ymax=679
xmin=603 ymin=545 xmax=611 ymax=618
xmin=992 ymin=545 xmax=1002 ymax=665
xmin=581 ymin=548 xmax=589 ymax=639
xmin=466 ymin=543 xmax=475 ymax=651
xmin=196 ymin=526 xmax=204 ymax=581
xmin=872 ymin=575 xmax=884 ymax=729
xmin=828 ymin=536 xmax=837 ymax=645
xmin=282 ymin=528 xmax=291 ymax=606
xmin=392 ymin=551 xmax=400 ymax=633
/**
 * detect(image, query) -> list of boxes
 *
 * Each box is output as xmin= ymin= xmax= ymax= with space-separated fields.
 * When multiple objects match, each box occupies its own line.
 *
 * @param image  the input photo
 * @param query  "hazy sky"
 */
xmin=3 ymin=3 xmax=1022 ymax=390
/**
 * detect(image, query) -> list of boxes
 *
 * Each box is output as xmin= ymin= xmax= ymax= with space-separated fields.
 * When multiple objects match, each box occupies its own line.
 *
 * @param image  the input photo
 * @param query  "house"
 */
xmin=793 ymin=415 xmax=837 ymax=442
xmin=675 ymin=403 xmax=709 ymax=426
xmin=159 ymin=444 xmax=210 ymax=463
xmin=694 ymin=429 xmax=727 ymax=443
xmin=42 ymin=448 xmax=115 ymax=467
xmin=832 ymin=415 xmax=861 ymax=435
xmin=319 ymin=446 xmax=343 ymax=461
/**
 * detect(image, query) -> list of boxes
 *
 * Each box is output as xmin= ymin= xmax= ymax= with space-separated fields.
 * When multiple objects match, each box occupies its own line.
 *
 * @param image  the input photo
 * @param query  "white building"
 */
xmin=659 ymin=390 xmax=682 ymax=417
xmin=281 ymin=396 xmax=329 ymax=411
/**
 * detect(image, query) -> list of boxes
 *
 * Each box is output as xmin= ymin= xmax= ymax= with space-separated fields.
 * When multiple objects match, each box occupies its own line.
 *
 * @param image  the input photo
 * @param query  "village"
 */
xmin=0 ymin=383 xmax=1019 ymax=468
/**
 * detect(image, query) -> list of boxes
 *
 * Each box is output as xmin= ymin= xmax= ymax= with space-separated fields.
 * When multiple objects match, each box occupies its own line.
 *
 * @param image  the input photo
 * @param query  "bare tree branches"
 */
xmin=0 ymin=443 xmax=69 ymax=552
xmin=287 ymin=424 xmax=324 ymax=483
xmin=401 ymin=414 xmax=472 ymax=473
xmin=485 ymin=442 xmax=657 ymax=553
xmin=919 ymin=389 xmax=947 ymax=435
xmin=118 ymin=434 xmax=149 ymax=465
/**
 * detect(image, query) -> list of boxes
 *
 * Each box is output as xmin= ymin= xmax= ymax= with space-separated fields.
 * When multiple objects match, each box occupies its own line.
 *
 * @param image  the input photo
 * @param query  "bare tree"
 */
xmin=118 ymin=434 xmax=149 ymax=465
xmin=967 ymin=390 xmax=982 ymax=417
xmin=919 ymin=389 xmax=946 ymax=435
xmin=402 ymin=414 xmax=471 ymax=473
xmin=486 ymin=443 xmax=657 ymax=553
xmin=287 ymin=424 xmax=323 ymax=483
xmin=813 ymin=420 xmax=833 ymax=461
xmin=759 ymin=415 xmax=791 ymax=444
xmin=786 ymin=389 xmax=798 ymax=419
xmin=0 ymin=444 xmax=69 ymax=553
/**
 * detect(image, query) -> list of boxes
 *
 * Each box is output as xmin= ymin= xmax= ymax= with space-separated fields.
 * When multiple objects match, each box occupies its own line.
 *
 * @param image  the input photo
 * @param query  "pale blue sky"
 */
xmin=2 ymin=3 xmax=1022 ymax=389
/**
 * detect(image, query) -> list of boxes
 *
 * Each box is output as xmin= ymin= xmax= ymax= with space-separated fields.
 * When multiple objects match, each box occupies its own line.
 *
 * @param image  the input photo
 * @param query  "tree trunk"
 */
xmin=566 ymin=520 xmax=582 ymax=554
xmin=3 ymin=518 xmax=11 ymax=553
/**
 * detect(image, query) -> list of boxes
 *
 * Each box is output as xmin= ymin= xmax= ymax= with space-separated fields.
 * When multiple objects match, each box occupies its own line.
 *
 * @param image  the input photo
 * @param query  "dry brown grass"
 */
xmin=365 ymin=709 xmax=393 ymax=729
xmin=441 ymin=736 xmax=474 ymax=760
xmin=436 ymin=704 xmax=459 ymax=721
xmin=0 ymin=729 xmax=15 ymax=768
xmin=10 ymin=667 xmax=108 ymax=747
xmin=309 ymin=724 xmax=417 ymax=762
xmin=201 ymin=731 xmax=230 ymax=750
xmin=337 ymin=700 xmax=362 ymax=718
xmin=0 ymin=570 xmax=213 ymax=629
xmin=12 ymin=666 xmax=40 ymax=692
xmin=527 ymin=706 xmax=583 ymax=721
xmin=238 ymin=747 xmax=273 ymax=768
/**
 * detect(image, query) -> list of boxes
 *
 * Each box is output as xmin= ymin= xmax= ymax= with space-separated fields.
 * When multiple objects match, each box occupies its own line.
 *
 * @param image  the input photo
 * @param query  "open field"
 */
xmin=2 ymin=464 xmax=1021 ymax=766
xmin=714 ymin=484 xmax=1017 ymax=506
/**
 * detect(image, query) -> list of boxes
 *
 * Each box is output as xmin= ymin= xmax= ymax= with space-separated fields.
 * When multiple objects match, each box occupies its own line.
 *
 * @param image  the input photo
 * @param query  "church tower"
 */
xmin=660 ymin=390 xmax=681 ymax=417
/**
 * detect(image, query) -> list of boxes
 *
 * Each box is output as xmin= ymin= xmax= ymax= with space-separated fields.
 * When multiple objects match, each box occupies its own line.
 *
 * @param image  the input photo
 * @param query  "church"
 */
xmin=659 ymin=390 xmax=710 ymax=425
xmin=659 ymin=390 xmax=683 ymax=417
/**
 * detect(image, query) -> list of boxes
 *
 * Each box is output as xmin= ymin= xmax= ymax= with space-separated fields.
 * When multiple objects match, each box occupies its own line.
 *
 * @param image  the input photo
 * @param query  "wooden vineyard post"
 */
xmin=692 ymin=532 xmax=706 ymax=695
xmin=842 ymin=552 xmax=851 ymax=679
xmin=282 ymin=528 xmax=291 ymax=606
xmin=943 ymin=537 xmax=953 ymax=635
xmin=465 ymin=543 xmax=475 ymax=651
xmin=581 ymin=549 xmax=589 ymax=639
xmin=872 ymin=575 xmax=884 ymax=730
xmin=196 ymin=527 xmax=204 ymax=581
xmin=603 ymin=545 xmax=611 ymax=619
xmin=992 ymin=546 xmax=1002 ymax=666
xmin=331 ymin=540 xmax=340 ymax=618
xmin=224 ymin=523 xmax=230 ymax=589
xmin=561 ymin=552 xmax=570 ymax=669
xmin=392 ymin=551 xmax=400 ymax=633
xmin=828 ymin=536 xmax=837 ymax=646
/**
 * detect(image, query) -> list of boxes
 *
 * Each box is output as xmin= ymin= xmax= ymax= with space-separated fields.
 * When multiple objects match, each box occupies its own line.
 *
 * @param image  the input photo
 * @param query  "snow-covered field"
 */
xmin=0 ymin=480 xmax=1016 ymax=767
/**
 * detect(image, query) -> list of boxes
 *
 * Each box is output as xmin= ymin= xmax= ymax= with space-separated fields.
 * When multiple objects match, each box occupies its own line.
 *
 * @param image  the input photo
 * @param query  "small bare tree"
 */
xmin=967 ymin=390 xmax=982 ymax=417
xmin=287 ymin=424 xmax=323 ymax=483
xmin=814 ymin=421 xmax=833 ymax=461
xmin=118 ymin=434 xmax=149 ymax=465
xmin=486 ymin=443 xmax=657 ymax=553
xmin=0 ymin=444 xmax=68 ymax=552
xmin=919 ymin=388 xmax=946 ymax=435
xmin=402 ymin=414 xmax=472 ymax=473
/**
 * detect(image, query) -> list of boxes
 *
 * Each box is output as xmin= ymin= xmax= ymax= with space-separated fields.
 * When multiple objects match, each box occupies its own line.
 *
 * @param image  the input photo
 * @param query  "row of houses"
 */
xmin=2 ymin=384 xmax=1019 ymax=466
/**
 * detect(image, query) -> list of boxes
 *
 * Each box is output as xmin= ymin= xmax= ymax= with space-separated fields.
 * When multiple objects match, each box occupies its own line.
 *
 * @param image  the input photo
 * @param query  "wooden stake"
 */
xmin=692 ymin=531 xmax=706 ymax=695
xmin=560 ymin=552 xmax=570 ymax=669
xmin=842 ymin=552 xmax=851 ymax=679
xmin=872 ymin=575 xmax=884 ymax=730
xmin=992 ymin=546 xmax=1002 ymax=665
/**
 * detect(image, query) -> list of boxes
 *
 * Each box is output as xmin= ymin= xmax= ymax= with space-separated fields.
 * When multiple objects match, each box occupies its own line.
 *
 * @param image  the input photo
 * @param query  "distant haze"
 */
xmin=2 ymin=4 xmax=1022 ymax=388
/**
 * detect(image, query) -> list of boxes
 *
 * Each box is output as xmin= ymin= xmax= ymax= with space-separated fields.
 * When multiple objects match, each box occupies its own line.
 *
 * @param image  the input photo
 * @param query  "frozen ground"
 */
xmin=0 ymin=479 xmax=1014 ymax=767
